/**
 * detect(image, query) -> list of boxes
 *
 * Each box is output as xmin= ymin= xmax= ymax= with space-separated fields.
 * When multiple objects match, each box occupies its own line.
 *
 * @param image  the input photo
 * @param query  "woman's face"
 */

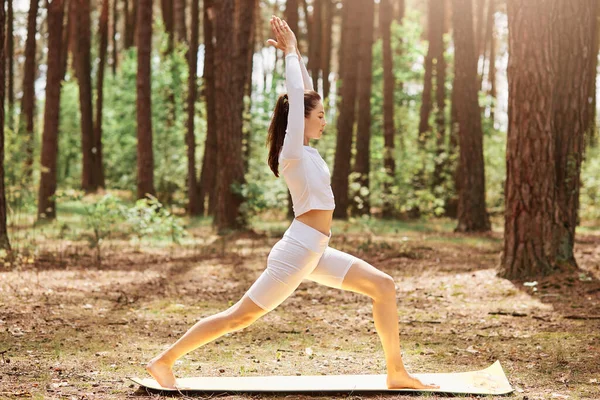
xmin=304 ymin=100 xmax=327 ymax=142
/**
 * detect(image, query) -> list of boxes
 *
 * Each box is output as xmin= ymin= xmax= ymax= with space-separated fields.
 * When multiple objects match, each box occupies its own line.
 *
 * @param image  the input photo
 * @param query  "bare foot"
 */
xmin=146 ymin=357 xmax=177 ymax=389
xmin=386 ymin=372 xmax=440 ymax=390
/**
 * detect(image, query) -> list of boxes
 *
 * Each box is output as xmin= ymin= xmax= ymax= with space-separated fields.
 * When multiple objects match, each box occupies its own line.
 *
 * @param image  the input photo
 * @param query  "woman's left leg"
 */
xmin=307 ymin=247 xmax=438 ymax=389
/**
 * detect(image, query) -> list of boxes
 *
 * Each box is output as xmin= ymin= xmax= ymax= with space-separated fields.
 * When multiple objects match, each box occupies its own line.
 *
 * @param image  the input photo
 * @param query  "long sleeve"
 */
xmin=280 ymin=53 xmax=305 ymax=160
xmin=298 ymin=54 xmax=314 ymax=91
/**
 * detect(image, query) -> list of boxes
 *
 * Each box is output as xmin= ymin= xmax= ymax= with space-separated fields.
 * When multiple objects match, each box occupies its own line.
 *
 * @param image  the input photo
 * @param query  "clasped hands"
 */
xmin=266 ymin=15 xmax=300 ymax=58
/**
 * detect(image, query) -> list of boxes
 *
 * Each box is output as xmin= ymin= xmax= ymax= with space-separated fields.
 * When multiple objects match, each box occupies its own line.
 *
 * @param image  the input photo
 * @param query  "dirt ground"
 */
xmin=1 ymin=217 xmax=599 ymax=399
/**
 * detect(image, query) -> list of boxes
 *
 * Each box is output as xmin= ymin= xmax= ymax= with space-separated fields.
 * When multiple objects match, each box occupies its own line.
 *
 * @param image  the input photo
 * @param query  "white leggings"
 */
xmin=247 ymin=219 xmax=357 ymax=311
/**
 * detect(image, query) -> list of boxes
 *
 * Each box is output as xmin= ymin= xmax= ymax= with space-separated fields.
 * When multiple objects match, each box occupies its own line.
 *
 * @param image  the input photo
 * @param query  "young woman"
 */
xmin=146 ymin=16 xmax=438 ymax=391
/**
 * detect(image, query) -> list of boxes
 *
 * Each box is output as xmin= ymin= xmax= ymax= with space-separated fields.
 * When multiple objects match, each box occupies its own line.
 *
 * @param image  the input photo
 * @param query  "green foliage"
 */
xmin=124 ymin=195 xmax=187 ymax=245
xmin=580 ymin=146 xmax=600 ymax=222
xmin=4 ymin=123 xmax=37 ymax=224
xmin=57 ymin=191 xmax=186 ymax=262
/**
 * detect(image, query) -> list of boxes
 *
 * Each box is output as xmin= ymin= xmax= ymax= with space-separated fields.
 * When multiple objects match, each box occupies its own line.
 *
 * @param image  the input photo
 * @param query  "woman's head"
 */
xmin=266 ymin=90 xmax=326 ymax=177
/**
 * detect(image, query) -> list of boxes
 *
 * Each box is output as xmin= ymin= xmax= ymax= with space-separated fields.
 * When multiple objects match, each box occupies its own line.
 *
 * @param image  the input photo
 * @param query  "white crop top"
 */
xmin=278 ymin=53 xmax=335 ymax=217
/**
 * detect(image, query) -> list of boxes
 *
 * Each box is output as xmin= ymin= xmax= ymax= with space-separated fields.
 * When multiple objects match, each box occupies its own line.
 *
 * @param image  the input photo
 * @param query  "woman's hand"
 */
xmin=266 ymin=16 xmax=298 ymax=55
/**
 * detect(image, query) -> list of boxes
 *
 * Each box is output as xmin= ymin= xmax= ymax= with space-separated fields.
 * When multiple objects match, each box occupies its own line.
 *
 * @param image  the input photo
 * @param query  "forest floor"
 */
xmin=1 ymin=212 xmax=599 ymax=400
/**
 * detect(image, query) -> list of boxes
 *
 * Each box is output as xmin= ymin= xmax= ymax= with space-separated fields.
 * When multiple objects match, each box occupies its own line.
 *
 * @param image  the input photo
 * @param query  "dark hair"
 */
xmin=266 ymin=90 xmax=321 ymax=177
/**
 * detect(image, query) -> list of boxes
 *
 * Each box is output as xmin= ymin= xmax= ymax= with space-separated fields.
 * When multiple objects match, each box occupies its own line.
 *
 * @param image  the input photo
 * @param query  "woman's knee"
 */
xmin=223 ymin=296 xmax=266 ymax=330
xmin=343 ymin=259 xmax=396 ymax=301
xmin=375 ymin=273 xmax=396 ymax=301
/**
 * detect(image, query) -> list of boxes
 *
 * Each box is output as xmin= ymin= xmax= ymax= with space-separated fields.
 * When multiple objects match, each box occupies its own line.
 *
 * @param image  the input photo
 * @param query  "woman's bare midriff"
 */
xmin=295 ymin=209 xmax=334 ymax=237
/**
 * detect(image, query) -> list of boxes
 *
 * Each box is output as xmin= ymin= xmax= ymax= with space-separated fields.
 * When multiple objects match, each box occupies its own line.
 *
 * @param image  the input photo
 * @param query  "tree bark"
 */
xmin=124 ymin=0 xmax=137 ymax=48
xmin=161 ymin=0 xmax=174 ymax=52
xmin=321 ymin=0 xmax=333 ymax=100
xmin=395 ymin=0 xmax=405 ymax=23
xmin=213 ymin=0 xmax=248 ymax=232
xmin=0 ymin=0 xmax=11 ymax=250
xmin=112 ymin=0 xmax=118 ymax=75
xmin=73 ymin=0 xmax=96 ymax=193
xmin=94 ymin=0 xmax=109 ymax=189
xmin=452 ymin=0 xmax=490 ymax=232
xmin=136 ymin=0 xmax=155 ymax=199
xmin=309 ymin=0 xmax=322 ymax=90
xmin=380 ymin=0 xmax=396 ymax=218
xmin=198 ymin=0 xmax=217 ymax=216
xmin=186 ymin=0 xmax=200 ymax=215
xmin=61 ymin=0 xmax=71 ymax=80
xmin=351 ymin=0 xmax=374 ymax=216
xmin=479 ymin=0 xmax=495 ymax=89
xmin=432 ymin=1 xmax=447 ymax=190
xmin=588 ymin=3 xmax=600 ymax=146
xmin=174 ymin=0 xmax=187 ymax=44
xmin=417 ymin=0 xmax=435 ymax=150
xmin=6 ymin=0 xmax=14 ymax=131
xmin=332 ymin=0 xmax=361 ymax=220
xmin=285 ymin=0 xmax=299 ymax=36
xmin=552 ymin=1 xmax=596 ymax=270
xmin=475 ymin=0 xmax=487 ymax=59
xmin=500 ymin=0 xmax=596 ymax=280
xmin=487 ymin=0 xmax=497 ymax=122
xmin=38 ymin=0 xmax=65 ymax=221
xmin=20 ymin=0 xmax=39 ymax=179
xmin=501 ymin=0 xmax=558 ymax=278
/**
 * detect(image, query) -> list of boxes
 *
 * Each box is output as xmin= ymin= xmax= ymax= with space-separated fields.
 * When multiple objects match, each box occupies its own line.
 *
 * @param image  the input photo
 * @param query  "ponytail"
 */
xmin=266 ymin=90 xmax=321 ymax=177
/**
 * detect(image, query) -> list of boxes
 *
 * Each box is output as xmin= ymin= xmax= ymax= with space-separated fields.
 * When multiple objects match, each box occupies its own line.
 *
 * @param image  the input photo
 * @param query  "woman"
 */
xmin=146 ymin=16 xmax=438 ymax=391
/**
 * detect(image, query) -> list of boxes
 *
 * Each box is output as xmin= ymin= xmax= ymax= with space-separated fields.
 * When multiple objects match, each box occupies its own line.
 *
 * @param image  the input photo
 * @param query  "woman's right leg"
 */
xmin=146 ymin=294 xmax=268 ymax=388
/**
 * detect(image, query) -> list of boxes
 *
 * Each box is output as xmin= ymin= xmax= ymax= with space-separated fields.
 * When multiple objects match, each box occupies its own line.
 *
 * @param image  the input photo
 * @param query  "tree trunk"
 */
xmin=351 ymin=0 xmax=374 ymax=216
xmin=432 ymin=0 xmax=447 ymax=190
xmin=309 ymin=0 xmax=322 ymax=90
xmin=94 ymin=0 xmax=109 ymax=189
xmin=6 ymin=0 xmax=14 ymax=132
xmin=479 ymin=0 xmax=495 ymax=89
xmin=0 ymin=0 xmax=11 ymax=251
xmin=552 ymin=1 xmax=596 ymax=270
xmin=501 ymin=0 xmax=559 ymax=278
xmin=186 ymin=0 xmax=200 ymax=215
xmin=236 ymin=0 xmax=257 ymax=177
xmin=161 ymin=0 xmax=174 ymax=52
xmin=380 ymin=0 xmax=396 ymax=218
xmin=417 ymin=0 xmax=435 ymax=150
xmin=112 ymin=0 xmax=118 ymax=75
xmin=198 ymin=0 xmax=217 ymax=216
xmin=213 ymin=0 xmax=247 ymax=232
xmin=321 ymin=0 xmax=333 ymax=100
xmin=452 ymin=0 xmax=490 ymax=232
xmin=475 ymin=0 xmax=487 ymax=59
xmin=500 ymin=0 xmax=596 ymax=280
xmin=68 ymin=0 xmax=78 ymax=78
xmin=136 ymin=0 xmax=155 ymax=199
xmin=298 ymin=0 xmax=313 ymax=54
xmin=488 ymin=0 xmax=497 ymax=122
xmin=73 ymin=0 xmax=96 ymax=193
xmin=20 ymin=0 xmax=39 ymax=179
xmin=174 ymin=0 xmax=186 ymax=44
xmin=61 ymin=0 xmax=71 ymax=80
xmin=446 ymin=70 xmax=460 ymax=218
xmin=38 ymin=0 xmax=65 ymax=221
xmin=395 ymin=0 xmax=405 ymax=23
xmin=332 ymin=0 xmax=361 ymax=220
xmin=124 ymin=0 xmax=137 ymax=48
xmin=285 ymin=0 xmax=299 ymax=35
xmin=588 ymin=3 xmax=600 ymax=146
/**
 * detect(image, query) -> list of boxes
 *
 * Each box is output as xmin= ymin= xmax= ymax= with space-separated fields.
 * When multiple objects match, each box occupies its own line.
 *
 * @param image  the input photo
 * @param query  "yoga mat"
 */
xmin=131 ymin=360 xmax=513 ymax=395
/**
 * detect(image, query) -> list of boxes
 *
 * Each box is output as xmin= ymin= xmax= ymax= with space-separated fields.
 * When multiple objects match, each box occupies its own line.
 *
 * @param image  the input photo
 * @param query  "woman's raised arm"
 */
xmin=268 ymin=16 xmax=304 ymax=160
xmin=296 ymin=49 xmax=314 ymax=92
